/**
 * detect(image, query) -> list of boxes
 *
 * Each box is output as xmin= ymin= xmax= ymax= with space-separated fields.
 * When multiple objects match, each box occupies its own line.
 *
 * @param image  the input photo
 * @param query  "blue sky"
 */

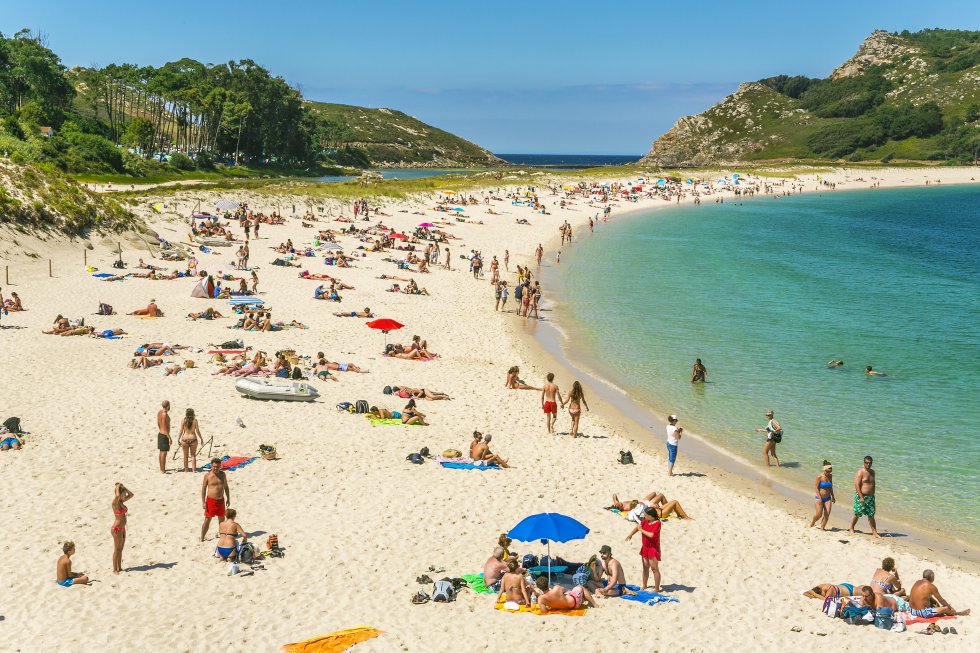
xmin=4 ymin=1 xmax=979 ymax=154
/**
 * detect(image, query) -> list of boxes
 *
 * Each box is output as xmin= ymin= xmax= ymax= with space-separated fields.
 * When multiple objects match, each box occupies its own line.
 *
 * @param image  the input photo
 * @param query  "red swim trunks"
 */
xmin=542 ymin=401 xmax=557 ymax=415
xmin=205 ymin=497 xmax=226 ymax=518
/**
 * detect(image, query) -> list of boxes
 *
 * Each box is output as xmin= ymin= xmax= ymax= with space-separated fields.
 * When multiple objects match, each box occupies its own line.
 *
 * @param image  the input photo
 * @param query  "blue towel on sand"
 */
xmin=618 ymin=585 xmax=679 ymax=606
xmin=440 ymin=461 xmax=500 ymax=471
xmin=92 ymin=273 xmax=115 ymax=278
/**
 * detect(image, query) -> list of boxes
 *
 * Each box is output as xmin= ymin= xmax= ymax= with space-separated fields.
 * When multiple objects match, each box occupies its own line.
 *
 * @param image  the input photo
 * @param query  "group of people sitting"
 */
xmin=804 ymin=557 xmax=970 ymax=620
xmin=387 ymin=278 xmax=429 ymax=295
xmin=385 ymin=336 xmax=437 ymax=360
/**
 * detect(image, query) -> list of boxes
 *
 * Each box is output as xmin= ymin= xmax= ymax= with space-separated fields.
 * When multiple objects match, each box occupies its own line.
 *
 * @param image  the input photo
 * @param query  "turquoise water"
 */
xmin=557 ymin=185 xmax=980 ymax=544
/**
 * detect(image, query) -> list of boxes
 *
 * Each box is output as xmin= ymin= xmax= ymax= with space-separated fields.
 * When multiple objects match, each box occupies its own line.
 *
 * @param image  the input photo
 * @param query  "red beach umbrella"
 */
xmin=390 ymin=233 xmax=408 ymax=240
xmin=367 ymin=318 xmax=405 ymax=346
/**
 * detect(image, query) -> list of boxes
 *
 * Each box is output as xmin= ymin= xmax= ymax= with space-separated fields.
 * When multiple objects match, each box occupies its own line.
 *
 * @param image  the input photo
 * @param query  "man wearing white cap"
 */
xmin=666 ymin=415 xmax=683 ymax=476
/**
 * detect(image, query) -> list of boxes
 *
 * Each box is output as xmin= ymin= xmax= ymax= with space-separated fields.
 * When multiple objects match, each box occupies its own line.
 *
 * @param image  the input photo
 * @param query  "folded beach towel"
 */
xmin=494 ymin=598 xmax=586 ymax=617
xmin=617 ymin=585 xmax=679 ymax=606
xmin=201 ymin=455 xmax=257 ymax=472
xmin=440 ymin=461 xmax=500 ymax=471
xmin=282 ymin=626 xmax=382 ymax=653
xmin=457 ymin=573 xmax=493 ymax=594
xmin=905 ymin=613 xmax=956 ymax=625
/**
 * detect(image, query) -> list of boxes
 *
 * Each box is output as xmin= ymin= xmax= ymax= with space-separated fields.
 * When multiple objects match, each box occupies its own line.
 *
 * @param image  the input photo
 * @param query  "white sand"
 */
xmin=0 ymin=167 xmax=977 ymax=652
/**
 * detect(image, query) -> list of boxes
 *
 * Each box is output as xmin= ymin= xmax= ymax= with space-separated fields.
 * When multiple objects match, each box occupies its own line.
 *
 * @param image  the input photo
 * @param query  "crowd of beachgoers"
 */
xmin=1 ymin=167 xmax=977 ymax=650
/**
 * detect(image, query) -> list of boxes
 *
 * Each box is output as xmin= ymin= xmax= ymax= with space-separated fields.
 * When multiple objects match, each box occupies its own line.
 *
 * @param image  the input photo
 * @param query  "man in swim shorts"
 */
xmin=201 ymin=458 xmax=230 ymax=541
xmin=156 ymin=400 xmax=171 ymax=473
xmin=908 ymin=570 xmax=971 ymax=618
xmin=592 ymin=545 xmax=627 ymax=597
xmin=850 ymin=456 xmax=880 ymax=538
xmin=483 ymin=547 xmax=509 ymax=592
xmin=541 ymin=372 xmax=562 ymax=434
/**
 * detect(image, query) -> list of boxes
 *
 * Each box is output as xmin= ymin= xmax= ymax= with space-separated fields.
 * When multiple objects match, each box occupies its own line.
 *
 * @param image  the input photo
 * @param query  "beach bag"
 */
xmin=112 ymin=259 xmax=125 ymax=269
xmin=431 ymin=579 xmax=455 ymax=603
xmin=237 ymin=542 xmax=257 ymax=565
xmin=823 ymin=597 xmax=842 ymax=618
xmin=874 ymin=607 xmax=894 ymax=630
xmin=336 ymin=402 xmax=354 ymax=412
xmin=573 ymin=566 xmax=590 ymax=587
xmin=383 ymin=385 xmax=393 ymax=395
xmin=442 ymin=449 xmax=462 ymax=459
xmin=406 ymin=453 xmax=424 ymax=465
xmin=355 ymin=400 xmax=369 ymax=414
xmin=522 ymin=554 xmax=539 ymax=570
xmin=219 ymin=339 xmax=244 ymax=350
xmin=3 ymin=417 xmax=21 ymax=434
xmin=619 ymin=450 xmax=635 ymax=465
xmin=98 ymin=302 xmax=114 ymax=315
xmin=770 ymin=428 xmax=783 ymax=444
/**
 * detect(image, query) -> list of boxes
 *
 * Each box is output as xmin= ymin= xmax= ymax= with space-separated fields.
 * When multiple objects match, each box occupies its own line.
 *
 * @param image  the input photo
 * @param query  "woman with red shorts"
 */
xmin=626 ymin=507 xmax=662 ymax=591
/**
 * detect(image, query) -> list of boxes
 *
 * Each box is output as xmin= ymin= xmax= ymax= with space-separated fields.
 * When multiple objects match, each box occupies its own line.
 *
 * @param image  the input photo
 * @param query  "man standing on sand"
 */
xmin=444 ymin=247 xmax=451 ymax=270
xmin=908 ymin=570 xmax=971 ymax=618
xmin=666 ymin=415 xmax=682 ymax=477
xmin=201 ymin=457 xmax=230 ymax=541
xmin=156 ymin=400 xmax=171 ymax=473
xmin=535 ymin=243 xmax=543 ymax=266
xmin=850 ymin=455 xmax=880 ymax=538
xmin=541 ymin=373 xmax=563 ymax=434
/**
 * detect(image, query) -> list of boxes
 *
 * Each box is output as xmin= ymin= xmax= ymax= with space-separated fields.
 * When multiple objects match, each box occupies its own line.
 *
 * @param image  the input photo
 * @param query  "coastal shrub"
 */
xmin=807 ymin=118 xmax=884 ymax=158
xmin=2 ymin=115 xmax=25 ymax=140
xmin=759 ymin=74 xmax=819 ymax=99
xmin=61 ymin=132 xmax=124 ymax=173
xmin=195 ymin=151 xmax=215 ymax=170
xmin=330 ymin=146 xmax=371 ymax=168
xmin=872 ymin=102 xmax=943 ymax=140
xmin=168 ymin=152 xmax=195 ymax=171
xmin=800 ymin=69 xmax=890 ymax=118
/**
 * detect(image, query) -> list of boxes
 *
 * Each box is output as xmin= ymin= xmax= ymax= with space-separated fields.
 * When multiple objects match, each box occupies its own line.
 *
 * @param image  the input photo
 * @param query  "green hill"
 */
xmin=640 ymin=29 xmax=980 ymax=166
xmin=306 ymin=102 xmax=504 ymax=168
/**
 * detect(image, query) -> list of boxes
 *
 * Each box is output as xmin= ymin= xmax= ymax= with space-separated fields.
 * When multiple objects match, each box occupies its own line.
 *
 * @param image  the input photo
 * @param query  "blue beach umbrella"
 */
xmin=508 ymin=513 xmax=589 ymax=583
xmin=451 ymin=207 xmax=465 ymax=212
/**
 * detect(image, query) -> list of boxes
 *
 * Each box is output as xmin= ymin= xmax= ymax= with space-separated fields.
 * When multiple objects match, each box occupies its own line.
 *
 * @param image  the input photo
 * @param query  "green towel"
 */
xmin=460 ymin=573 xmax=495 ymax=594
xmin=369 ymin=418 xmax=421 ymax=426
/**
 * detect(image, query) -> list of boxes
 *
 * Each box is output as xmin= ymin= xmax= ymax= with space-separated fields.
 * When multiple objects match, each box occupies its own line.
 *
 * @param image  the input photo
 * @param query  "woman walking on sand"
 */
xmin=179 ymin=408 xmax=203 ymax=472
xmin=563 ymin=381 xmax=589 ymax=436
xmin=111 ymin=483 xmax=134 ymax=574
xmin=755 ymin=409 xmax=781 ymax=467
xmin=666 ymin=414 xmax=682 ymax=476
xmin=808 ymin=461 xmax=835 ymax=530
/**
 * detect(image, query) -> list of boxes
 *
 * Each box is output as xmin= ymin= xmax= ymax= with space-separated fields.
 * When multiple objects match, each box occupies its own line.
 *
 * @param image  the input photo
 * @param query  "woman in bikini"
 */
xmin=401 ymin=399 xmax=427 ymax=426
xmin=216 ymin=508 xmax=248 ymax=561
xmin=505 ymin=366 xmax=540 ymax=390
xmin=563 ymin=381 xmax=589 ymax=436
xmin=808 ymin=461 xmax=835 ymax=530
xmin=111 ymin=483 xmax=134 ymax=574
xmin=178 ymin=408 xmax=202 ymax=472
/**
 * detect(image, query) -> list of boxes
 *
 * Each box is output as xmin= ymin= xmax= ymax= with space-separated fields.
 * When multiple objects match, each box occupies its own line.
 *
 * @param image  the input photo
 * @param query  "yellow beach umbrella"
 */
xmin=441 ymin=190 xmax=456 ymax=195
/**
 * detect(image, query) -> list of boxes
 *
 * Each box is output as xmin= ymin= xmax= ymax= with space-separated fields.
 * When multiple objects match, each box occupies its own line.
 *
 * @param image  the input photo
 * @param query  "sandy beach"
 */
xmin=1 ymin=166 xmax=977 ymax=652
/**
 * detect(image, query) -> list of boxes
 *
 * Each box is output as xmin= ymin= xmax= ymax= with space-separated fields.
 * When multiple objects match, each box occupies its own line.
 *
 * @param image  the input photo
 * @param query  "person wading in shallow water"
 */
xmin=690 ymin=358 xmax=707 ymax=383
xmin=755 ymin=410 xmax=781 ymax=467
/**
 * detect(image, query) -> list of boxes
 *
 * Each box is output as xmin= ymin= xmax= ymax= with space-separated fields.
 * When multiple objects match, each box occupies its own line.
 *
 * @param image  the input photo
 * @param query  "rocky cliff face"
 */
xmin=830 ymin=29 xmax=918 ymax=79
xmin=639 ymin=83 xmax=811 ymax=167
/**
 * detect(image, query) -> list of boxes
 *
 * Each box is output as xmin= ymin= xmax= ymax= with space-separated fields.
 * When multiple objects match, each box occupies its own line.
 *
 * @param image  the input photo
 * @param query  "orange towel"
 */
xmin=494 ymin=599 xmax=586 ymax=617
xmin=282 ymin=626 xmax=381 ymax=653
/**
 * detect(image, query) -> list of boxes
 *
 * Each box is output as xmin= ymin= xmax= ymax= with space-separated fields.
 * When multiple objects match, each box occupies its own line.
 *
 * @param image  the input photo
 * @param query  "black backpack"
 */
xmin=355 ymin=400 xmax=369 ymax=414
xmin=406 ymin=453 xmax=424 ymax=465
xmin=618 ymin=450 xmax=635 ymax=465
xmin=98 ymin=302 xmax=114 ymax=316
xmin=3 ymin=417 xmax=21 ymax=433
xmin=219 ymin=339 xmax=244 ymax=350
xmin=770 ymin=428 xmax=783 ymax=444
xmin=237 ymin=542 xmax=257 ymax=565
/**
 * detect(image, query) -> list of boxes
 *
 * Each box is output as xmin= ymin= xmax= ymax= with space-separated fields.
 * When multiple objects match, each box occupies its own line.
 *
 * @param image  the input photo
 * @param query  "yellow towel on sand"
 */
xmin=282 ymin=626 xmax=381 ymax=653
xmin=494 ymin=599 xmax=586 ymax=617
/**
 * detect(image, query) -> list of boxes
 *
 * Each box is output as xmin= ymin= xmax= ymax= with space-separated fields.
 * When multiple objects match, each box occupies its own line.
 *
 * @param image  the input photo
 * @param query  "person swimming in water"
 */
xmin=828 ymin=359 xmax=844 ymax=368
xmin=865 ymin=365 xmax=886 ymax=376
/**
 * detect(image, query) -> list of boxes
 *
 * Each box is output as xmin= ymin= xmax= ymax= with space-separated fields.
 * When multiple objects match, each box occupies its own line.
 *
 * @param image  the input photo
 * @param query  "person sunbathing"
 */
xmin=299 ymin=270 xmax=334 ymax=281
xmin=132 ymin=351 xmax=163 ymax=369
xmin=322 ymin=360 xmax=367 ymax=373
xmin=392 ymin=386 xmax=451 ymax=400
xmin=497 ymin=559 xmax=532 ymax=605
xmin=400 ymin=399 xmax=426 ymax=425
xmin=213 ymin=360 xmax=245 ymax=375
xmin=386 ymin=346 xmax=427 ymax=360
xmin=43 ymin=315 xmax=72 ymax=334
xmin=57 ymin=326 xmax=95 ymax=337
xmin=404 ymin=279 xmax=429 ymax=295
xmin=804 ymin=583 xmax=862 ymax=599
xmin=334 ymin=307 xmax=374 ymax=318
xmin=162 ymin=362 xmax=185 ymax=376
xmin=378 ymin=274 xmax=411 ymax=282
xmin=188 ymin=307 xmax=225 ymax=320
xmin=128 ymin=300 xmax=162 ymax=317
xmin=312 ymin=358 xmax=339 ymax=381
xmin=137 ymin=343 xmax=184 ymax=356
xmin=1 ymin=432 xmax=24 ymax=450
xmin=611 ymin=492 xmax=693 ymax=520
xmin=469 ymin=432 xmax=509 ymax=468
xmin=536 ymin=578 xmax=597 ymax=613
xmin=102 ymin=273 xmax=132 ymax=282
xmin=506 ymin=366 xmax=540 ymax=390
xmin=215 ymin=508 xmax=248 ymax=561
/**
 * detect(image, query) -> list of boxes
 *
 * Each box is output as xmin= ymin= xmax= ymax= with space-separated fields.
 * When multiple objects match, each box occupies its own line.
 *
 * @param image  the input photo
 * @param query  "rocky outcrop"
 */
xmin=831 ymin=30 xmax=919 ymax=79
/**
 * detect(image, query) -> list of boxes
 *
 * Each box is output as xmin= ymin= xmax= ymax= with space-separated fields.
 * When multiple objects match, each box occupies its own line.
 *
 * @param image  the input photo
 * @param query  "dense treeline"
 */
xmin=0 ymin=30 xmax=361 ymax=176
xmin=758 ymin=30 xmax=980 ymax=163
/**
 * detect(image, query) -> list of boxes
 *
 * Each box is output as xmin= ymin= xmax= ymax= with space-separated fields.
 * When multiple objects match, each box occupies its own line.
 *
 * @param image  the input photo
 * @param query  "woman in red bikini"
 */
xmin=626 ymin=507 xmax=662 ymax=591
xmin=111 ymin=483 xmax=134 ymax=574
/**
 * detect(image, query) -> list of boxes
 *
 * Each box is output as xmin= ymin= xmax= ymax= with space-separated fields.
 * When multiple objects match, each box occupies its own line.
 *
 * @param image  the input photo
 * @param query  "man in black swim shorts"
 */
xmin=157 ymin=400 xmax=172 ymax=473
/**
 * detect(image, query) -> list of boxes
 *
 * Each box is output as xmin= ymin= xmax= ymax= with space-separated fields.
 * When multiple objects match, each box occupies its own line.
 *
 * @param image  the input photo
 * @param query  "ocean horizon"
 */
xmin=552 ymin=184 xmax=980 ymax=546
